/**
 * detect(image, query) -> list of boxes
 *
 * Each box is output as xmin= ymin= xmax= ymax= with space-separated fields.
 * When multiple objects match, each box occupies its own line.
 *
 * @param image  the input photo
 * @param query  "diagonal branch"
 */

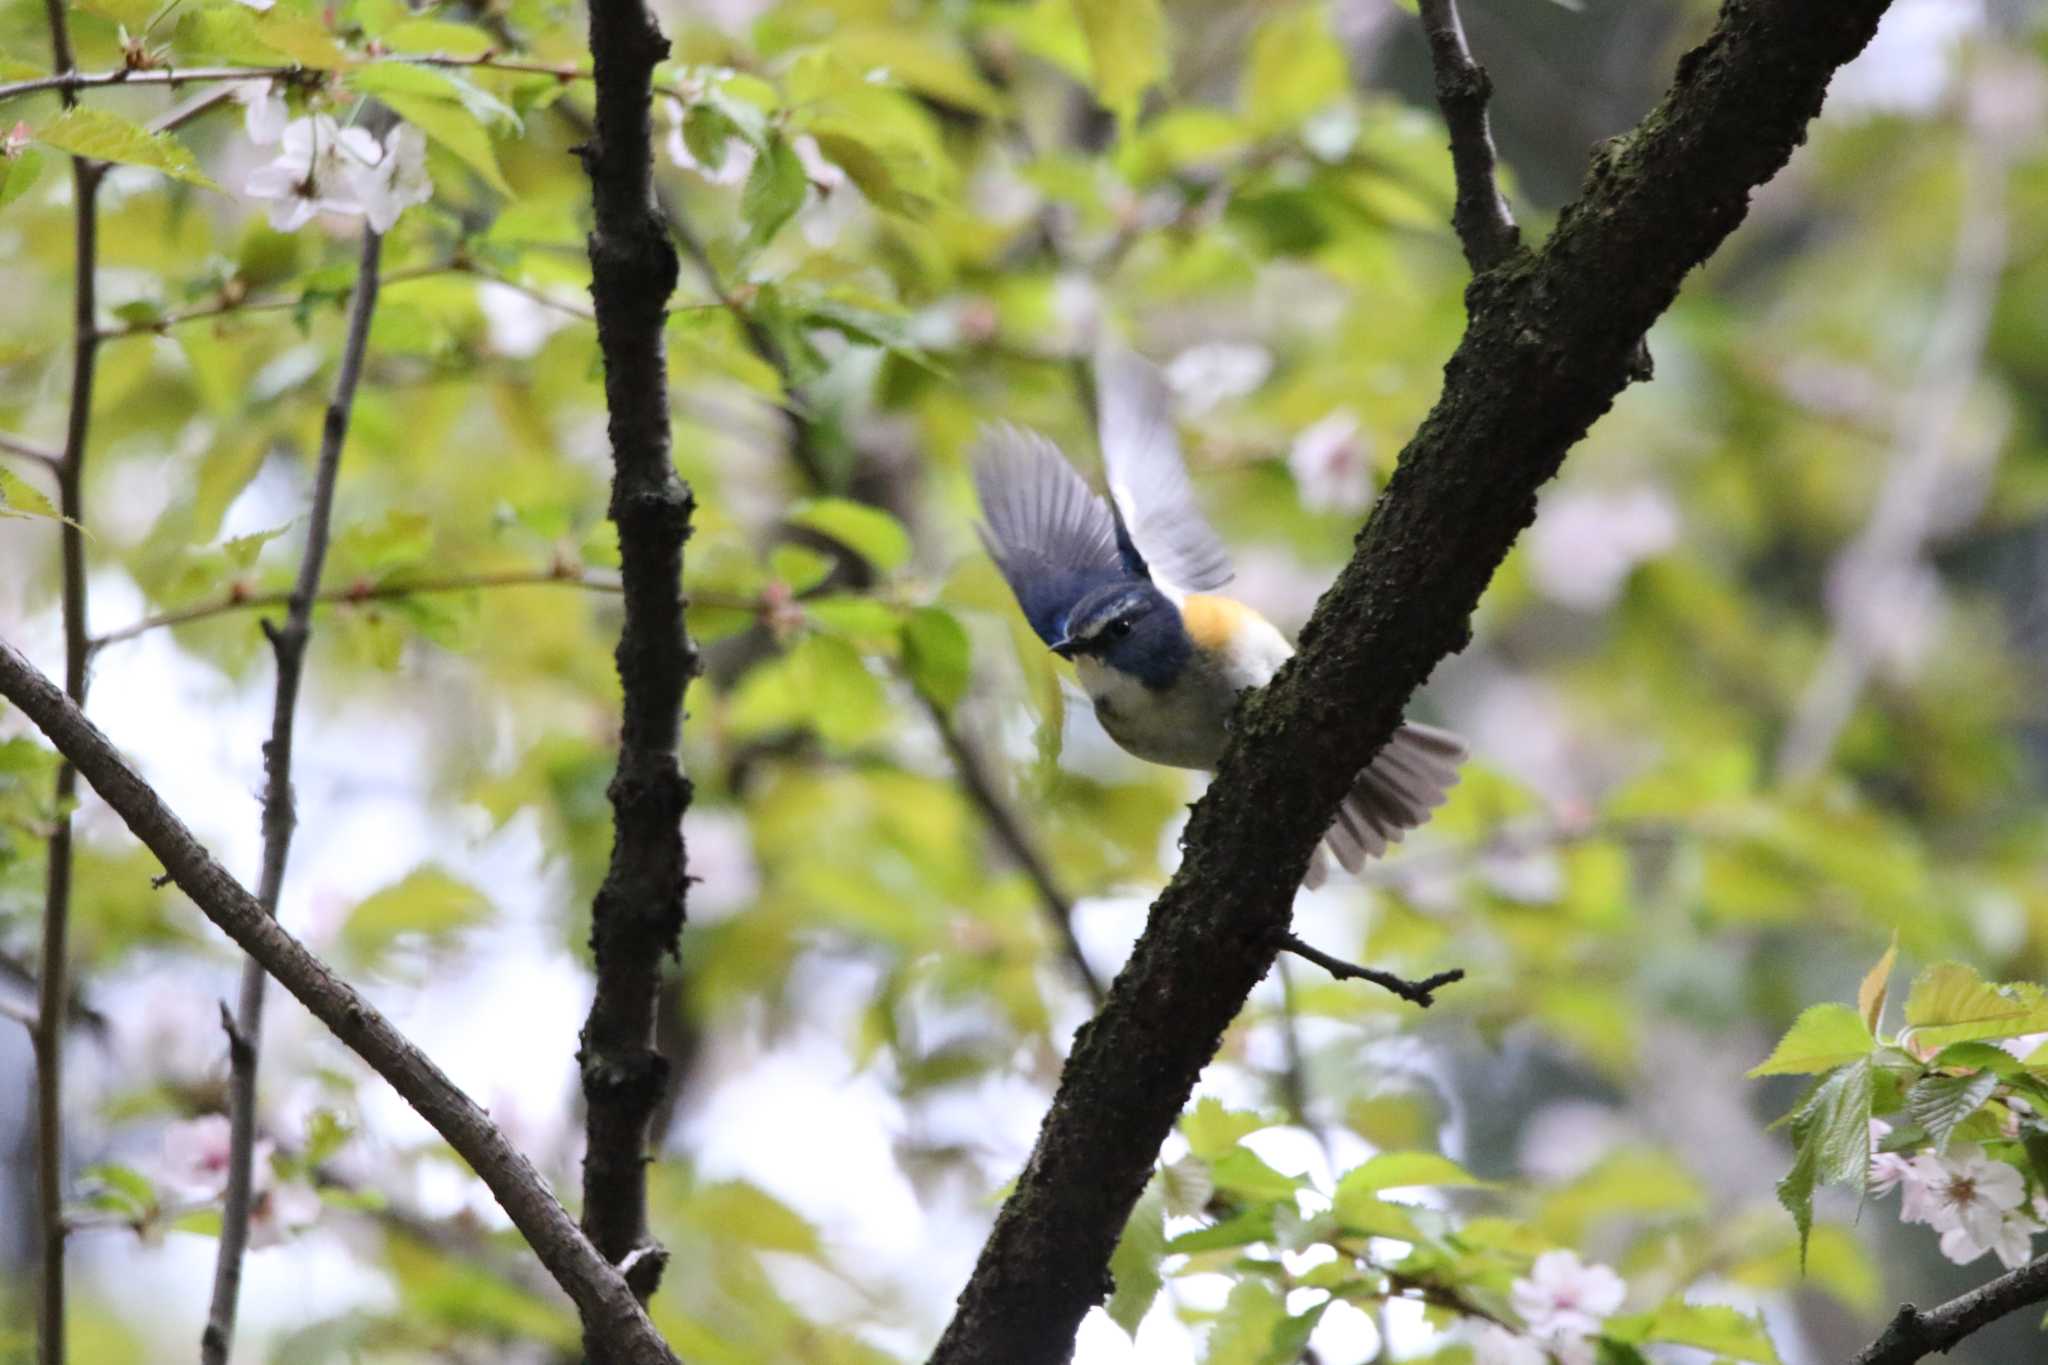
xmin=1853 ymin=1256 xmax=2048 ymax=1365
xmin=1417 ymin=0 xmax=1520 ymax=271
xmin=202 ymin=224 xmax=384 ymax=1365
xmin=0 ymin=639 xmax=681 ymax=1365
xmin=576 ymin=0 xmax=695 ymax=1329
xmin=926 ymin=3 xmax=1896 ymax=1362
xmin=0 ymin=432 xmax=63 ymax=471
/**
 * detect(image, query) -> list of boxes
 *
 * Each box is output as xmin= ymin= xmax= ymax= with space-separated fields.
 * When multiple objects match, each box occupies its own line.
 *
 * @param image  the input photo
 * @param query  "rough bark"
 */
xmin=1854 ymin=1257 xmax=2048 ymax=1365
xmin=926 ymin=3 xmax=1894 ymax=1362
xmin=576 ymin=0 xmax=695 ymax=1328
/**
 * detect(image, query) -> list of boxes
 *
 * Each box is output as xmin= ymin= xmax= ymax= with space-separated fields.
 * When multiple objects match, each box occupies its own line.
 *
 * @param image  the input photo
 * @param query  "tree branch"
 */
xmin=87 ymin=567 xmax=623 ymax=656
xmin=576 ymin=0 xmax=695 ymax=1329
xmin=0 ymin=639 xmax=681 ymax=1365
xmin=31 ymin=0 xmax=96 ymax=1348
xmin=1416 ymin=0 xmax=1520 ymax=271
xmin=1279 ymin=933 xmax=1463 ymax=1007
xmin=202 ymin=224 xmax=383 ymax=1365
xmin=1853 ymin=1257 xmax=2048 ymax=1365
xmin=926 ymin=3 xmax=1894 ymax=1361
xmin=0 ymin=432 xmax=62 ymax=471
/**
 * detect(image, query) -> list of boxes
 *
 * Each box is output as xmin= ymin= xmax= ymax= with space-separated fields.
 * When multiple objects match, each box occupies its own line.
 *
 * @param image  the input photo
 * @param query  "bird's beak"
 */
xmin=1050 ymin=637 xmax=1077 ymax=660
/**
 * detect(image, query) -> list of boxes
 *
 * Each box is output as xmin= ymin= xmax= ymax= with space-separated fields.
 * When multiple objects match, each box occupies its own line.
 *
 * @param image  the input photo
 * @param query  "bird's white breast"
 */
xmin=1073 ymin=596 xmax=1293 ymax=771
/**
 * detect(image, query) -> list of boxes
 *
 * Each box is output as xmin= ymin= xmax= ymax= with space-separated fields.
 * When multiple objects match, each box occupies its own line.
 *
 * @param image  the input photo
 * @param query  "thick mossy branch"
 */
xmin=927 ymin=4 xmax=1894 ymax=1363
xmin=1853 ymin=1257 xmax=2048 ymax=1365
xmin=577 ymin=0 xmax=696 ymax=1333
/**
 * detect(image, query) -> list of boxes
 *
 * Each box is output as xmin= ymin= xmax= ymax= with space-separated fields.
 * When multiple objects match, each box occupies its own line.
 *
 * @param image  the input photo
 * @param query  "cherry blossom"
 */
xmin=1939 ymin=1207 xmax=2040 ymax=1269
xmin=230 ymin=79 xmax=287 ymax=147
xmin=1868 ymin=1117 xmax=1911 ymax=1195
xmin=794 ymin=133 xmax=862 ymax=247
xmin=244 ymin=114 xmax=383 ymax=232
xmin=1510 ymin=1249 xmax=1626 ymax=1341
xmin=342 ymin=122 xmax=433 ymax=233
xmin=1469 ymin=1322 xmax=1547 ymax=1365
xmin=1899 ymin=1143 xmax=2027 ymax=1250
xmin=1164 ymin=341 xmax=1272 ymax=416
xmin=1288 ymin=410 xmax=1374 ymax=514
xmin=158 ymin=1114 xmax=322 ymax=1245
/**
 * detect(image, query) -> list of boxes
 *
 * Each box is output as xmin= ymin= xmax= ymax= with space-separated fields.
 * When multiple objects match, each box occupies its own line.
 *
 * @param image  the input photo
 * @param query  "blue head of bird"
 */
xmin=1050 ymin=581 xmax=1191 ymax=689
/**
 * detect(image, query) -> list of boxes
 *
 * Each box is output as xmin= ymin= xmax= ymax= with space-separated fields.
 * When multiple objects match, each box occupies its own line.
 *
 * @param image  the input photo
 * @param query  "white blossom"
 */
xmin=244 ymin=114 xmax=381 ymax=232
xmin=1288 ymin=410 xmax=1374 ymax=514
xmin=1868 ymin=1117 xmax=1912 ymax=1196
xmin=160 ymin=1113 xmax=236 ymax=1196
xmin=1939 ymin=1207 xmax=2040 ymax=1269
xmin=1164 ymin=342 xmax=1272 ymax=416
xmin=793 ymin=133 xmax=863 ymax=247
xmin=342 ymin=122 xmax=433 ymax=233
xmin=2000 ymin=1032 xmax=2048 ymax=1063
xmin=1510 ymin=1249 xmax=1626 ymax=1342
xmin=158 ymin=1114 xmax=321 ymax=1246
xmin=1899 ymin=1144 xmax=2027 ymax=1249
xmin=233 ymin=0 xmax=275 ymax=10
xmin=230 ymin=79 xmax=287 ymax=147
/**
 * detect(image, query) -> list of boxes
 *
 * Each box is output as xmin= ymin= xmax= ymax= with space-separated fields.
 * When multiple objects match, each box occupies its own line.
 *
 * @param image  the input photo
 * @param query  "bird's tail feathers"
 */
xmin=1319 ymin=722 xmax=1466 ymax=876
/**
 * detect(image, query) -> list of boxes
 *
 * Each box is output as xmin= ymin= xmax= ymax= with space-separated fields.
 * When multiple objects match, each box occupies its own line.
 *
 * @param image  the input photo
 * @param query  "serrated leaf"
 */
xmin=222 ymin=524 xmax=289 ymax=571
xmin=1859 ymin=933 xmax=1899 ymax=1034
xmin=1183 ymin=1098 xmax=1266 ymax=1159
xmin=786 ymin=498 xmax=911 ymax=573
xmin=902 ymin=606 xmax=970 ymax=713
xmin=1905 ymin=963 xmax=2048 ymax=1048
xmin=1074 ymin=0 xmax=1165 ymax=133
xmin=375 ymin=92 xmax=511 ymax=196
xmin=0 ymin=145 xmax=46 ymax=211
xmin=378 ymin=19 xmax=495 ymax=57
xmin=347 ymin=65 xmax=519 ymax=132
xmin=1776 ymin=1059 xmax=1873 ymax=1263
xmin=1750 ymin=1003 xmax=1876 ymax=1077
xmin=0 ymin=465 xmax=58 ymax=521
xmin=1106 ymin=1176 xmax=1166 ymax=1337
xmin=341 ymin=866 xmax=492 ymax=963
xmin=1159 ymin=1154 xmax=1213 ymax=1217
xmin=741 ymin=133 xmax=807 ymax=249
xmin=1906 ymin=1069 xmax=2000 ymax=1153
xmin=1166 ymin=1206 xmax=1273 ymax=1253
xmin=36 ymin=108 xmax=220 ymax=190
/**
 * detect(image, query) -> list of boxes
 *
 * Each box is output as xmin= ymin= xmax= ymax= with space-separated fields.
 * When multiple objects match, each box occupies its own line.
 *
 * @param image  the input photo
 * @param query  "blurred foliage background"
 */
xmin=1 ymin=0 xmax=2047 ymax=1361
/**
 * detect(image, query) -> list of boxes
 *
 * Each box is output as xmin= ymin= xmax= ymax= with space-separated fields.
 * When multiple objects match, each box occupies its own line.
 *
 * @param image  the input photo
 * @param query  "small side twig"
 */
xmin=1415 ymin=0 xmax=1520 ymax=272
xmin=1278 ymin=933 xmax=1462 ymax=1008
xmin=202 ymin=225 xmax=384 ymax=1365
xmin=1853 ymin=1257 xmax=2048 ymax=1365
xmin=0 ymin=432 xmax=63 ymax=471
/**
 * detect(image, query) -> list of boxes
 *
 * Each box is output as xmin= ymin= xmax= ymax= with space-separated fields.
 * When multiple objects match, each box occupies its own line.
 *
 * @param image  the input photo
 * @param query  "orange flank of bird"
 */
xmin=1180 ymin=594 xmax=1263 ymax=653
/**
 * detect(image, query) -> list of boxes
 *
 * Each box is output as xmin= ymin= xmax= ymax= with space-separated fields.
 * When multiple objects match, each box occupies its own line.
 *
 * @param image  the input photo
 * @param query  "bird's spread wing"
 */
xmin=972 ymin=423 xmax=1127 ymax=647
xmin=1095 ymin=342 xmax=1234 ymax=598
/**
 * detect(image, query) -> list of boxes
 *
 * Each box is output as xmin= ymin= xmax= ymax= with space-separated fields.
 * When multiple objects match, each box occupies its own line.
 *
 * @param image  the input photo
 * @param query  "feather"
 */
xmin=1317 ymin=723 xmax=1468 ymax=875
xmin=1096 ymin=341 xmax=1234 ymax=598
xmin=973 ymin=424 xmax=1128 ymax=647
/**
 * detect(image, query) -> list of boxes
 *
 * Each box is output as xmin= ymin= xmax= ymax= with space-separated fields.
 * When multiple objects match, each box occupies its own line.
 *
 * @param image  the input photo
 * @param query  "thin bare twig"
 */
xmin=1415 ymin=0 xmax=1520 ymax=272
xmin=201 ymin=224 xmax=384 ymax=1365
xmin=30 ymin=1 xmax=96 ymax=1354
xmin=146 ymin=86 xmax=235 ymax=136
xmin=0 ymin=433 xmax=63 ymax=471
xmin=1854 ymin=1257 xmax=2048 ymax=1365
xmin=88 ymin=567 xmax=623 ymax=655
xmin=1279 ymin=933 xmax=1463 ymax=1008
xmin=0 ymin=638 xmax=680 ymax=1365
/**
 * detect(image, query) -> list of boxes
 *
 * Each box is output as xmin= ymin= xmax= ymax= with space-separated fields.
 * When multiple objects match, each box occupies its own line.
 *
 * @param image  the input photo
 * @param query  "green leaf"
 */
xmin=1776 ymin=1059 xmax=1873 ymax=1262
xmin=741 ymin=133 xmax=808 ymax=249
xmin=74 ymin=0 xmax=160 ymax=33
xmin=1106 ymin=1176 xmax=1166 ymax=1338
xmin=1749 ymin=1003 xmax=1876 ymax=1077
xmin=35 ymin=108 xmax=221 ymax=190
xmin=1202 ymin=1279 xmax=1300 ymax=1365
xmin=1337 ymin=1150 xmax=1493 ymax=1193
xmin=1182 ymin=1098 xmax=1267 ymax=1160
xmin=902 ymin=606 xmax=970 ymax=713
xmin=1904 ymin=963 xmax=2048 ymax=1048
xmin=1906 ymin=1069 xmax=2000 ymax=1153
xmin=1858 ymin=932 xmax=1899 ymax=1033
xmin=1242 ymin=4 xmax=1347 ymax=132
xmin=341 ymin=866 xmax=493 ymax=963
xmin=1207 ymin=1147 xmax=1301 ymax=1202
xmin=0 ymin=465 xmax=59 ymax=522
xmin=375 ymin=92 xmax=512 ymax=196
xmin=222 ymin=524 xmax=289 ymax=571
xmin=1166 ymin=1206 xmax=1273 ymax=1253
xmin=0 ymin=145 xmax=46 ymax=211
xmin=1605 ymin=1302 xmax=1780 ymax=1364
xmin=1159 ymin=1153 xmax=1213 ymax=1217
xmin=727 ymin=634 xmax=888 ymax=749
xmin=252 ymin=9 xmax=354 ymax=68
xmin=78 ymin=1162 xmax=157 ymax=1217
xmin=786 ymin=498 xmax=912 ymax=574
xmin=348 ymin=65 xmax=520 ymax=132
xmin=378 ymin=19 xmax=495 ymax=57
xmin=1074 ymin=0 xmax=1166 ymax=133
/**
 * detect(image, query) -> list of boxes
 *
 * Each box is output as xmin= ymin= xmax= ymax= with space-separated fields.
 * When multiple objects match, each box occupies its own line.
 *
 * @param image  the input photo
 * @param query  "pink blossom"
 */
xmin=1900 ymin=1144 xmax=2026 ymax=1247
xmin=1510 ymin=1249 xmax=1626 ymax=1341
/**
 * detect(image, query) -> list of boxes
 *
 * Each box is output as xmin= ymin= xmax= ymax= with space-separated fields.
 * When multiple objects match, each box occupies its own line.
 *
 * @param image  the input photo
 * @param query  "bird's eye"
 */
xmin=1108 ymin=618 xmax=1132 ymax=639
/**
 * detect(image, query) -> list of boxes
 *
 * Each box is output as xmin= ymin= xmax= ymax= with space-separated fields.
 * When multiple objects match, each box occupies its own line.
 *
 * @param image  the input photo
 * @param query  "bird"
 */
xmin=972 ymin=343 xmax=1466 ymax=885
